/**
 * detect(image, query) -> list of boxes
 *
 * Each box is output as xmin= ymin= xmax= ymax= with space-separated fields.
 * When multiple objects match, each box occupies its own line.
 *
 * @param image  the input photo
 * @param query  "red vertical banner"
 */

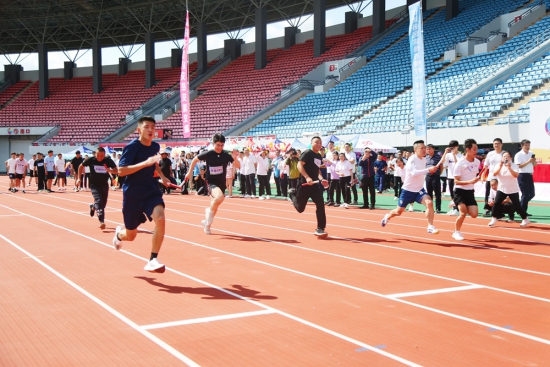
xmin=181 ymin=10 xmax=191 ymax=138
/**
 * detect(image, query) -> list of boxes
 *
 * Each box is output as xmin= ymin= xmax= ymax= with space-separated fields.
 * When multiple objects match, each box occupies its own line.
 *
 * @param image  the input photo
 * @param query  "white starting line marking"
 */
xmin=140 ymin=310 xmax=276 ymax=330
xmin=387 ymin=284 xmax=485 ymax=299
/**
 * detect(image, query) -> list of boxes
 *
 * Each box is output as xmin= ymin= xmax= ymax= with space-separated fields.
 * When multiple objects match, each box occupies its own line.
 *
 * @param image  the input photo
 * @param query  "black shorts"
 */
xmin=15 ymin=173 xmax=24 ymax=180
xmin=8 ymin=173 xmax=15 ymax=179
xmin=122 ymin=192 xmax=165 ymax=231
xmin=206 ymin=181 xmax=225 ymax=196
xmin=29 ymin=171 xmax=34 ymax=177
xmin=453 ymin=188 xmax=477 ymax=207
xmin=57 ymin=172 xmax=66 ymax=179
xmin=47 ymin=171 xmax=55 ymax=180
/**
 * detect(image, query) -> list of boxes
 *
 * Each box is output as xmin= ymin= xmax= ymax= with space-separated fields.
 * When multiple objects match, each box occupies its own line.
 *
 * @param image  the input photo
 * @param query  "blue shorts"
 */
xmin=398 ymin=188 xmax=428 ymax=208
xmin=122 ymin=192 xmax=165 ymax=230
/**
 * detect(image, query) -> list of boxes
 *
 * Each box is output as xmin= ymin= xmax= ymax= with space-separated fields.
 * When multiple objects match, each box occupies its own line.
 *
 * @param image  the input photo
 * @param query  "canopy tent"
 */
xmin=322 ymin=134 xmax=341 ymax=147
xmin=64 ymin=146 xmax=94 ymax=155
xmin=290 ymin=138 xmax=308 ymax=150
xmin=345 ymin=134 xmax=397 ymax=153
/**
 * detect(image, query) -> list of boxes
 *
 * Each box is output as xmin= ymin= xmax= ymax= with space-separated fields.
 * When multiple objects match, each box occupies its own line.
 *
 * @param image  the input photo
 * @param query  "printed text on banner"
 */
xmin=409 ymin=1 xmax=426 ymax=138
xmin=181 ymin=11 xmax=191 ymax=138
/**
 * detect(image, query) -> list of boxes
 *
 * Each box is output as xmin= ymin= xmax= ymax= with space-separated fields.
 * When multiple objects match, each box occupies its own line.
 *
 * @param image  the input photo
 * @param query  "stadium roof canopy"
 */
xmin=0 ymin=0 xmax=365 ymax=55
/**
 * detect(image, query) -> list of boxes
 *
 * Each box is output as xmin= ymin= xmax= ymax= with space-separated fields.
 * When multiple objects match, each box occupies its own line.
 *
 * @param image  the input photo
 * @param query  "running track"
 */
xmin=1 ymin=178 xmax=550 ymax=366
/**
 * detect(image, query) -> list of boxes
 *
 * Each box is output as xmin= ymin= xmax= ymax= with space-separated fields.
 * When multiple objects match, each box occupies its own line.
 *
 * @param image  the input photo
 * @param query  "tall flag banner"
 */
xmin=181 ymin=10 xmax=191 ymax=138
xmin=409 ymin=1 xmax=426 ymax=137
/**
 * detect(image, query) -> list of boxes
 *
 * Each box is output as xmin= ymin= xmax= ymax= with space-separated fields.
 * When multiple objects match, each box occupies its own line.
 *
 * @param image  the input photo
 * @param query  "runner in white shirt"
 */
xmin=256 ymin=151 xmax=271 ymax=200
xmin=14 ymin=153 xmax=28 ymax=193
xmin=451 ymin=139 xmax=481 ymax=240
xmin=27 ymin=155 xmax=36 ymax=187
xmin=488 ymin=151 xmax=529 ymax=227
xmin=482 ymin=138 xmax=504 ymax=216
xmin=5 ymin=152 xmax=17 ymax=192
xmin=440 ymin=140 xmax=463 ymax=215
xmin=381 ymin=140 xmax=439 ymax=234
xmin=55 ymin=153 xmax=67 ymax=190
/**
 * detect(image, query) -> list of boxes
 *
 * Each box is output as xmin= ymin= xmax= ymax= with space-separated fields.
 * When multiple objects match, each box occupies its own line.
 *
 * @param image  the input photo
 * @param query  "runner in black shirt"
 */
xmin=289 ymin=136 xmax=329 ymax=238
xmin=185 ymin=134 xmax=240 ymax=234
xmin=70 ymin=150 xmax=84 ymax=191
xmin=76 ymin=147 xmax=118 ymax=229
xmin=34 ymin=153 xmax=46 ymax=191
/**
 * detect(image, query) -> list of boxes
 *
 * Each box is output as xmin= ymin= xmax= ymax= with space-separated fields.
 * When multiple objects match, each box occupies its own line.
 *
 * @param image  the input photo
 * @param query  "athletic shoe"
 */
xmin=251 ymin=195 xmax=256 ymax=199
xmin=333 ymin=204 xmax=340 ymax=207
xmin=427 ymin=225 xmax=439 ymax=234
xmin=113 ymin=225 xmax=123 ymax=250
xmin=488 ymin=218 xmax=497 ymax=227
xmin=205 ymin=208 xmax=214 ymax=225
xmin=352 ymin=200 xmax=358 ymax=205
xmin=520 ymin=218 xmax=530 ymax=227
xmin=394 ymin=197 xmax=398 ymax=201
xmin=201 ymin=220 xmax=211 ymax=235
xmin=448 ymin=201 xmax=455 ymax=208
xmin=435 ymin=209 xmax=442 ymax=214
xmin=99 ymin=222 xmax=106 ymax=230
xmin=89 ymin=204 xmax=95 ymax=217
xmin=22 ymin=190 xmax=25 ymax=194
xmin=452 ymin=231 xmax=464 ymax=241
xmin=483 ymin=210 xmax=491 ymax=217
xmin=408 ymin=206 xmax=414 ymax=212
xmin=381 ymin=214 xmax=389 ymax=227
xmin=226 ymin=195 xmax=232 ymax=198
xmin=327 ymin=202 xmax=334 ymax=206
xmin=244 ymin=194 xmax=250 ymax=198
xmin=369 ymin=205 xmax=375 ymax=210
xmin=314 ymin=228 xmax=328 ymax=238
xmin=265 ymin=195 xmax=270 ymax=200
xmin=144 ymin=258 xmax=166 ymax=273
xmin=447 ymin=209 xmax=459 ymax=216
xmin=259 ymin=196 xmax=265 ymax=200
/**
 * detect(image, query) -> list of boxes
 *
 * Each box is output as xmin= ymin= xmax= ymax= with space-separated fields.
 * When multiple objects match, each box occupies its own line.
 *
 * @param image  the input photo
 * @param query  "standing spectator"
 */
xmin=242 ymin=149 xmax=257 ymax=198
xmin=34 ymin=153 xmax=46 ymax=191
xmin=514 ymin=139 xmax=537 ymax=215
xmin=278 ymin=151 xmax=290 ymax=199
xmin=109 ymin=152 xmax=119 ymax=190
xmin=226 ymin=158 xmax=235 ymax=197
xmin=394 ymin=157 xmax=406 ymax=198
xmin=319 ymin=146 xmax=328 ymax=199
xmin=374 ymin=153 xmax=387 ymax=194
xmin=256 ymin=150 xmax=271 ymax=200
xmin=335 ymin=152 xmax=354 ymax=208
xmin=82 ymin=155 xmax=91 ymax=191
xmin=440 ymin=164 xmax=447 ymax=197
xmin=171 ymin=153 xmax=179 ymax=182
xmin=425 ymin=144 xmax=442 ymax=213
xmin=286 ymin=149 xmax=300 ymax=191
xmin=70 ymin=151 xmax=84 ymax=191
xmin=386 ymin=154 xmax=395 ymax=192
xmin=391 ymin=152 xmax=402 ymax=201
xmin=14 ymin=153 xmax=28 ymax=193
xmin=5 ymin=152 xmax=17 ymax=192
xmin=237 ymin=151 xmax=246 ymax=196
xmin=27 ymin=154 xmax=36 ymax=187
xmin=271 ymin=151 xmax=283 ymax=196
xmin=343 ymin=143 xmax=358 ymax=204
xmin=488 ymin=151 xmax=530 ymax=227
xmin=359 ymin=147 xmax=377 ymax=209
xmin=159 ymin=151 xmax=173 ymax=194
xmin=55 ymin=153 xmax=66 ymax=191
xmin=482 ymin=138 xmax=504 ymax=216
xmin=44 ymin=150 xmax=56 ymax=192
xmin=326 ymin=151 xmax=341 ymax=206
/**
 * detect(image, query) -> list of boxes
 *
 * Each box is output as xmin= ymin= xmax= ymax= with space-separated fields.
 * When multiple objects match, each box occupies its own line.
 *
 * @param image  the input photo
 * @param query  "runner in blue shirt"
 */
xmin=112 ymin=116 xmax=171 ymax=273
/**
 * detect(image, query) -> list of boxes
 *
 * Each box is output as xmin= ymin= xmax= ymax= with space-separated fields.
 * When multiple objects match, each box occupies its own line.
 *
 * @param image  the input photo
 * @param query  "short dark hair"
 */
xmin=138 ymin=116 xmax=155 ymax=125
xmin=48 ymin=150 xmax=53 ymax=153
xmin=212 ymin=134 xmax=226 ymax=144
xmin=490 ymin=178 xmax=498 ymax=185
xmin=97 ymin=147 xmax=105 ymax=153
xmin=75 ymin=150 xmax=81 ymax=154
xmin=464 ymin=138 xmax=477 ymax=149
xmin=11 ymin=152 xmax=16 ymax=155
xmin=493 ymin=138 xmax=503 ymax=143
xmin=413 ymin=140 xmax=424 ymax=146
xmin=449 ymin=140 xmax=459 ymax=147
xmin=328 ymin=140 xmax=334 ymax=145
xmin=344 ymin=143 xmax=351 ymax=147
xmin=427 ymin=144 xmax=436 ymax=149
xmin=520 ymin=139 xmax=530 ymax=146
xmin=311 ymin=136 xmax=321 ymax=142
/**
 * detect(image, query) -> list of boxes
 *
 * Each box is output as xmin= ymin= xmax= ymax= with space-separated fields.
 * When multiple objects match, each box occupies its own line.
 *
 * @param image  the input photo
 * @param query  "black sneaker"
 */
xmin=327 ymin=202 xmax=334 ymax=206
xmin=352 ymin=200 xmax=358 ymax=205
xmin=333 ymin=204 xmax=340 ymax=207
xmin=526 ymin=213 xmax=532 ymax=217
xmin=314 ymin=228 xmax=328 ymax=238
xmin=89 ymin=204 xmax=95 ymax=217
xmin=483 ymin=210 xmax=491 ymax=217
xmin=369 ymin=205 xmax=375 ymax=210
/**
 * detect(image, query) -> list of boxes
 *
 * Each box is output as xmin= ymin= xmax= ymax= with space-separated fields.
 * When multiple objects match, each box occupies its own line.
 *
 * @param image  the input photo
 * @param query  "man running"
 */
xmin=381 ymin=140 xmax=440 ymax=234
xmin=185 ymin=134 xmax=240 ymax=234
xmin=76 ymin=147 xmax=118 ymax=230
xmin=112 ymin=116 xmax=171 ymax=273
xmin=451 ymin=139 xmax=481 ymax=241
xmin=288 ymin=136 xmax=330 ymax=238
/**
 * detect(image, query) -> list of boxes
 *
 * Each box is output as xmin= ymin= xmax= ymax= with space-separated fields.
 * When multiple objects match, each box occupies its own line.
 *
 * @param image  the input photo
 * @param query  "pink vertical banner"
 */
xmin=181 ymin=10 xmax=191 ymax=138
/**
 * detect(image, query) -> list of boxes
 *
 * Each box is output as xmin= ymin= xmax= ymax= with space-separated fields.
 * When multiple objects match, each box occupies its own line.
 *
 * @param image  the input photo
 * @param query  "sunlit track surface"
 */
xmin=1 ymin=177 xmax=550 ymax=366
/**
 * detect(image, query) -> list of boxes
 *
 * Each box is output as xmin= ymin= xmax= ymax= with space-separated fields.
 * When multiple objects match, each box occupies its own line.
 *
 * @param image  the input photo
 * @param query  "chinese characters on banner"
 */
xmin=181 ymin=10 xmax=191 ymax=138
xmin=409 ymin=1 xmax=426 ymax=137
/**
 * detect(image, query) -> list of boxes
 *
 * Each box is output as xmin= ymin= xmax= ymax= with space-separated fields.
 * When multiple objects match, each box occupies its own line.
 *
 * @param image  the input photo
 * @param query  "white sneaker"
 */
xmin=394 ymin=197 xmax=398 ymax=201
xmin=251 ymin=195 xmax=256 ymax=199
xmin=205 ymin=208 xmax=214 ymax=225
xmin=259 ymin=196 xmax=265 ymax=200
xmin=427 ymin=225 xmax=439 ymax=234
xmin=226 ymin=195 xmax=232 ymax=198
xmin=447 ymin=209 xmax=459 ymax=216
xmin=408 ymin=206 xmax=414 ymax=212
xmin=488 ymin=218 xmax=497 ymax=227
xmin=144 ymin=258 xmax=166 ymax=273
xmin=265 ymin=195 xmax=270 ymax=200
xmin=448 ymin=201 xmax=455 ymax=208
xmin=113 ymin=225 xmax=123 ymax=250
xmin=520 ymin=218 xmax=530 ymax=227
xmin=244 ymin=194 xmax=250 ymax=198
xmin=201 ymin=220 xmax=211 ymax=234
xmin=381 ymin=214 xmax=389 ymax=227
xmin=452 ymin=231 xmax=464 ymax=241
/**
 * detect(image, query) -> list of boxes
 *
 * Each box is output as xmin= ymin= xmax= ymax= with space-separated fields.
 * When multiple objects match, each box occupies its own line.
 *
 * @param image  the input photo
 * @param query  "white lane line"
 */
xmin=0 ymin=233 xmax=200 ymax=367
xmin=140 ymin=310 xmax=276 ymax=330
xmin=386 ymin=285 xmax=485 ymax=299
xmin=4 ymin=201 xmax=550 ymax=348
xmin=9 ymin=195 xmax=550 ymax=305
xmin=0 ymin=214 xmax=25 ymax=217
xmin=0 ymin=204 xmax=422 ymax=367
